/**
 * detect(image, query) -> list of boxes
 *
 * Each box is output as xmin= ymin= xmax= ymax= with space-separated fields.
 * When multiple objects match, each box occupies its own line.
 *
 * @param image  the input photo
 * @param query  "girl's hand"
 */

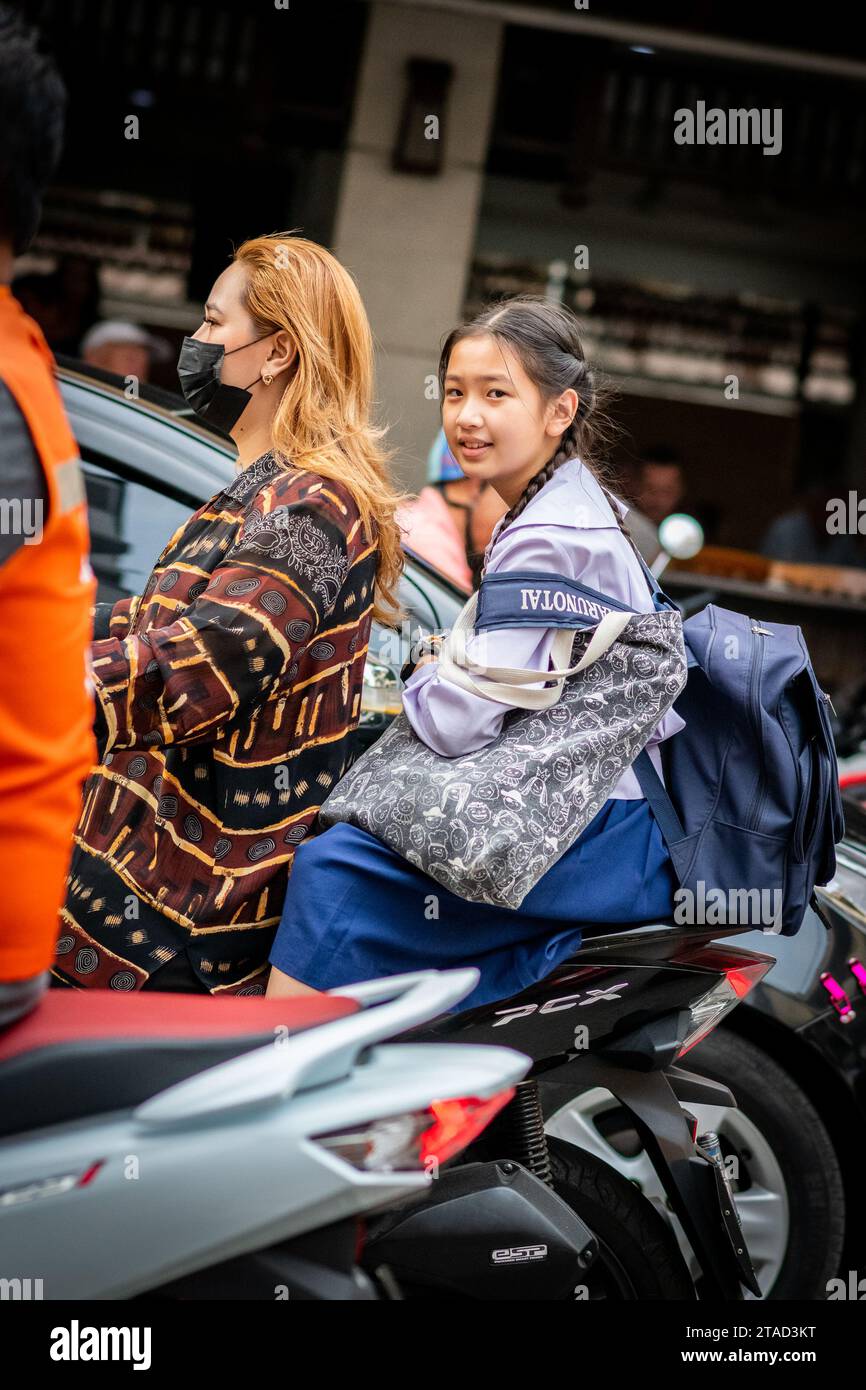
xmin=414 ymin=652 xmax=439 ymax=668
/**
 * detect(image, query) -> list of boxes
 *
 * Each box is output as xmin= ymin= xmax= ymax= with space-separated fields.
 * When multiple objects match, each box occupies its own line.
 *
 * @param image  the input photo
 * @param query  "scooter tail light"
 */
xmin=312 ymin=1087 xmax=516 ymax=1173
xmin=676 ymin=958 xmax=772 ymax=1058
xmin=420 ymin=1090 xmax=516 ymax=1167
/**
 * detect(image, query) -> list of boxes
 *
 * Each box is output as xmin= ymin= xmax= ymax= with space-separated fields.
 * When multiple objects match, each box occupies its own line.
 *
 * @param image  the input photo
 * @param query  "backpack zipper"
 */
xmin=747 ymin=623 xmax=771 ymax=830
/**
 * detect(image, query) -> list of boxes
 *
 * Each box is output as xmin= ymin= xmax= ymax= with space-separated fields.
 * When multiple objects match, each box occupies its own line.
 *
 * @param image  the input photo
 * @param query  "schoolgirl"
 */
xmin=266 ymin=295 xmax=685 ymax=1009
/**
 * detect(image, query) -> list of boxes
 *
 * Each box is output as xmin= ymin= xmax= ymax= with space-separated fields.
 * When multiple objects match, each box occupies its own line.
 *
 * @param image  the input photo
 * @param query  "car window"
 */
xmin=397 ymin=569 xmax=440 ymax=630
xmin=82 ymin=459 xmax=194 ymax=606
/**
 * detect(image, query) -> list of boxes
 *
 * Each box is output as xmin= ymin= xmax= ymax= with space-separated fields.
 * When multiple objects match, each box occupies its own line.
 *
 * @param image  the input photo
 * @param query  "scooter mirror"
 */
xmin=658 ymin=512 xmax=705 ymax=561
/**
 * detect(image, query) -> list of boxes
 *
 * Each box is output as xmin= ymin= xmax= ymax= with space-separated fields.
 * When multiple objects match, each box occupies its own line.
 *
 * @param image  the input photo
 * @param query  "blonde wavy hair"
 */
xmin=232 ymin=230 xmax=407 ymax=626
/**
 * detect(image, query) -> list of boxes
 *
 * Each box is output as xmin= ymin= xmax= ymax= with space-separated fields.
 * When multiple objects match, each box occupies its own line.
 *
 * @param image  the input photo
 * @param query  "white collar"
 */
xmin=490 ymin=456 xmax=628 ymax=547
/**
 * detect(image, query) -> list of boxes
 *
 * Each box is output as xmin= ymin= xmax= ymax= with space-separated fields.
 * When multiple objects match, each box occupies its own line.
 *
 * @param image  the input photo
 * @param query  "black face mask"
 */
xmin=176 ymin=333 xmax=271 ymax=433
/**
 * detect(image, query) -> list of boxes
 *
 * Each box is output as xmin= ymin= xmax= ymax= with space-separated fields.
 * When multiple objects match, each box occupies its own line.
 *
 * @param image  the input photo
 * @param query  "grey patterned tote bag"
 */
xmin=319 ymin=570 xmax=687 ymax=910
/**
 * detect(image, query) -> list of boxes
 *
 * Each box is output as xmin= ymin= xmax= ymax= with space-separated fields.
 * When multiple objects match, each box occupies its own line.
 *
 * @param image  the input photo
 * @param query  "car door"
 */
xmin=81 ymin=456 xmax=195 ymax=606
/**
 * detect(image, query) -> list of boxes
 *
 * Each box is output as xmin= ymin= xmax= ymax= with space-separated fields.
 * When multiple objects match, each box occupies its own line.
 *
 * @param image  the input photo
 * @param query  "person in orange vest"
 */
xmin=0 ymin=7 xmax=95 ymax=1026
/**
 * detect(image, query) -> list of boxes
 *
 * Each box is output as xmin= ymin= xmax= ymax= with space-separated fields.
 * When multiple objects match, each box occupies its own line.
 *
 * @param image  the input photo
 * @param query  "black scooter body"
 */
xmin=364 ymin=1161 xmax=598 ymax=1300
xmin=398 ymin=918 xmax=770 ymax=1299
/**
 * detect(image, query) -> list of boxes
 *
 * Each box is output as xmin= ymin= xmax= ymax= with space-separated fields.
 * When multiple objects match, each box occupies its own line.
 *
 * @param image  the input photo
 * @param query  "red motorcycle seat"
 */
xmin=0 ymin=989 xmax=360 ymax=1139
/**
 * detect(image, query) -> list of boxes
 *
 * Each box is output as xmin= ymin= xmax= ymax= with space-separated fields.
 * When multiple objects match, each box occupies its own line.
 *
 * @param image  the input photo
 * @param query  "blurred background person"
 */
xmin=55 ymin=253 xmax=101 ymax=354
xmin=11 ymin=255 xmax=100 ymax=357
xmin=619 ymin=444 xmax=724 ymax=562
xmin=10 ymin=268 xmax=67 ymax=347
xmin=397 ymin=427 xmax=508 ymax=590
xmin=80 ymin=318 xmax=171 ymax=384
xmin=615 ymin=445 xmax=683 ymax=563
xmin=0 ymin=5 xmax=96 ymax=1027
xmin=760 ymin=475 xmax=866 ymax=567
xmin=627 ymin=445 xmax=685 ymax=526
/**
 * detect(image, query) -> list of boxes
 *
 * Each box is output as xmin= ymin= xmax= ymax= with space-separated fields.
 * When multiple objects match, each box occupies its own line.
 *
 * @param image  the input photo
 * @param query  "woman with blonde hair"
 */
xmin=54 ymin=231 xmax=406 ymax=996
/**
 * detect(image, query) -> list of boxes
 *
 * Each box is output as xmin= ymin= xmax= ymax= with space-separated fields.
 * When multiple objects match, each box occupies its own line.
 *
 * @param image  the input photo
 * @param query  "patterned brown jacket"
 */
xmin=56 ymin=450 xmax=378 ymax=993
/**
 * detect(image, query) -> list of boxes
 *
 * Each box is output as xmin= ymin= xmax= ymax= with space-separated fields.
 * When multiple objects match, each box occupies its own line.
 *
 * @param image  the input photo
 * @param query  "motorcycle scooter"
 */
xmin=0 ymin=967 xmax=589 ymax=1300
xmin=364 ymin=921 xmax=774 ymax=1301
xmin=0 ymin=935 xmax=773 ymax=1302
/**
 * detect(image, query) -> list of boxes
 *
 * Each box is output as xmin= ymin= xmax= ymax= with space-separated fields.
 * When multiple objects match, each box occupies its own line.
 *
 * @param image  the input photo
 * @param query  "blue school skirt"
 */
xmin=269 ymin=796 xmax=678 ymax=1013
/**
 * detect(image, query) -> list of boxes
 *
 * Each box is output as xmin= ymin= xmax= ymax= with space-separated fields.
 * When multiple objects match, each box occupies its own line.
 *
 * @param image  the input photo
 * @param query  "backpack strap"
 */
xmin=628 ymin=544 xmax=682 ymax=614
xmin=809 ymin=889 xmax=834 ymax=932
xmin=632 ymin=747 xmax=686 ymax=846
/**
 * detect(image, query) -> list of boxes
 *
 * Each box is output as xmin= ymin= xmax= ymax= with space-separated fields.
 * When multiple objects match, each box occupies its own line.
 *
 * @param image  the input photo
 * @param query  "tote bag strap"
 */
xmin=436 ymin=590 xmax=632 ymax=709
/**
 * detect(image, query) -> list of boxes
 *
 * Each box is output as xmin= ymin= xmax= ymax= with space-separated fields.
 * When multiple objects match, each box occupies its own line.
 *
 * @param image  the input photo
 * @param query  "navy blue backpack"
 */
xmin=629 ymin=550 xmax=846 ymax=935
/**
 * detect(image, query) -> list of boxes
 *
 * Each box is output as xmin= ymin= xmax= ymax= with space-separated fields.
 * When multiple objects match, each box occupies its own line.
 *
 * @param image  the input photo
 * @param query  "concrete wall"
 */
xmin=333 ymin=1 xmax=503 ymax=491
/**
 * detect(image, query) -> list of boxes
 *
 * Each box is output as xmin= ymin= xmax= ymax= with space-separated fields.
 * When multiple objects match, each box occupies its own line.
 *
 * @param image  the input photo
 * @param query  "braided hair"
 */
xmin=438 ymin=295 xmax=640 ymax=583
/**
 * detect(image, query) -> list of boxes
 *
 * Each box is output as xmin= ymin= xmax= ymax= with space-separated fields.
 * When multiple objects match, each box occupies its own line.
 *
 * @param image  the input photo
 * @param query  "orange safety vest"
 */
xmin=0 ymin=283 xmax=95 ymax=980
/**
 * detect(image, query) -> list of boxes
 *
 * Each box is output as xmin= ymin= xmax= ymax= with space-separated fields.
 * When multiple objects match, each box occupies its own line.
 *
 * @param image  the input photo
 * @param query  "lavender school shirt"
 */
xmin=402 ymin=455 xmax=685 ymax=799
